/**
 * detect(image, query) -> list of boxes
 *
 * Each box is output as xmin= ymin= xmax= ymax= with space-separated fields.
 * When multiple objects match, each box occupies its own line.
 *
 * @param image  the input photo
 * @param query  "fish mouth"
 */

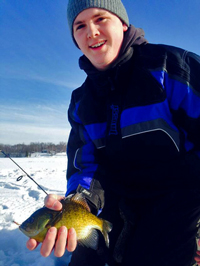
xmin=13 ymin=221 xmax=33 ymax=236
xmin=19 ymin=225 xmax=40 ymax=237
xmin=19 ymin=221 xmax=41 ymax=237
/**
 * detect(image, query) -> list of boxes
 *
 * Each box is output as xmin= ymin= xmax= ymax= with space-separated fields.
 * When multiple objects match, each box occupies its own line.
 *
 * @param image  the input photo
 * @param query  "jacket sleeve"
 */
xmin=65 ymin=91 xmax=105 ymax=213
xmin=165 ymin=50 xmax=200 ymax=156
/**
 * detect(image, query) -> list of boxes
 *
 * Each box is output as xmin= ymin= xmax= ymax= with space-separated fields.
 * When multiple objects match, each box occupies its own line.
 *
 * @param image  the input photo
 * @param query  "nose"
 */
xmin=87 ymin=23 xmax=100 ymax=38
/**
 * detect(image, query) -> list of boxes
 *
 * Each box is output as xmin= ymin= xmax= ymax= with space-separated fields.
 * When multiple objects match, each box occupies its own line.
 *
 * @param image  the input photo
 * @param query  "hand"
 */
xmin=26 ymin=194 xmax=77 ymax=257
xmin=194 ymin=239 xmax=200 ymax=265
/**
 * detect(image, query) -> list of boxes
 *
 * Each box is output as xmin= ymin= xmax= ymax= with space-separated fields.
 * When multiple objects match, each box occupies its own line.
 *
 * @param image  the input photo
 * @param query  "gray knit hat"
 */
xmin=67 ymin=0 xmax=129 ymax=41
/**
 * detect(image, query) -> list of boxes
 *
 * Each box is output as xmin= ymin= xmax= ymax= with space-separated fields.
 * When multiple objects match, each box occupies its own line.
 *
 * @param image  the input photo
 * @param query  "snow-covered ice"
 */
xmin=0 ymin=154 xmax=72 ymax=266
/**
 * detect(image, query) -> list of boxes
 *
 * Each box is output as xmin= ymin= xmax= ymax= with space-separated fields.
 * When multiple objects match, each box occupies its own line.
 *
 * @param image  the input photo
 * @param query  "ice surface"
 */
xmin=0 ymin=154 xmax=72 ymax=266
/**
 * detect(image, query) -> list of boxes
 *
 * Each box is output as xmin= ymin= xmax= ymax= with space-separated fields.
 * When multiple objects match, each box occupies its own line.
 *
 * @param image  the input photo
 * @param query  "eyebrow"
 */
xmin=74 ymin=11 xmax=107 ymax=26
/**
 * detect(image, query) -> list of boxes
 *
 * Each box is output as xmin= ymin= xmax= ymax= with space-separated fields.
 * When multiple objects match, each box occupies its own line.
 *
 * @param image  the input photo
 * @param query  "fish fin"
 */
xmin=101 ymin=219 xmax=113 ymax=248
xmin=79 ymin=229 xmax=99 ymax=250
xmin=70 ymin=192 xmax=91 ymax=212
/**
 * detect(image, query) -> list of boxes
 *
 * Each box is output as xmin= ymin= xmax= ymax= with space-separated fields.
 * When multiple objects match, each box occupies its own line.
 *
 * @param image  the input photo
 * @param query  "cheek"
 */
xmin=74 ymin=33 xmax=81 ymax=45
xmin=74 ymin=35 xmax=86 ymax=51
xmin=112 ymin=33 xmax=124 ymax=51
xmin=107 ymin=25 xmax=124 ymax=44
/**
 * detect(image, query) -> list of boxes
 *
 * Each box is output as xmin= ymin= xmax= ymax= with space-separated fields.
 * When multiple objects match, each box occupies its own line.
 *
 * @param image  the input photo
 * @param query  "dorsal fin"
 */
xmin=70 ymin=192 xmax=91 ymax=212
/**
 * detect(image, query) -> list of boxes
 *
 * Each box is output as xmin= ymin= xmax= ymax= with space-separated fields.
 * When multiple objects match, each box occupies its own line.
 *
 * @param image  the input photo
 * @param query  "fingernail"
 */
xmin=52 ymin=201 xmax=61 ymax=209
xmin=26 ymin=241 xmax=32 ymax=249
xmin=60 ymin=227 xmax=67 ymax=233
xmin=49 ymin=227 xmax=56 ymax=234
xmin=69 ymin=228 xmax=75 ymax=235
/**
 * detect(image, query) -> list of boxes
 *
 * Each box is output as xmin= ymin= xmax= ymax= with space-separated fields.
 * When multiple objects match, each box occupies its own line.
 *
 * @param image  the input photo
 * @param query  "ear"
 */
xmin=123 ymin=23 xmax=128 ymax=32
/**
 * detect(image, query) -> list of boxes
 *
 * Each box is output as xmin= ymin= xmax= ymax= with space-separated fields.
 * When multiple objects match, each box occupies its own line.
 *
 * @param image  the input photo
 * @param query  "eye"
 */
xmin=97 ymin=17 xmax=105 ymax=22
xmin=28 ymin=217 xmax=35 ymax=223
xmin=76 ymin=24 xmax=85 ymax=31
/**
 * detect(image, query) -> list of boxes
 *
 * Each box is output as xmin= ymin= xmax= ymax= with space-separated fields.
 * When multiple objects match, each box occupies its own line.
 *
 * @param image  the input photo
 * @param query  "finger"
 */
xmin=195 ymin=256 xmax=200 ymax=263
xmin=44 ymin=194 xmax=63 ymax=211
xmin=40 ymin=227 xmax=57 ymax=257
xmin=66 ymin=228 xmax=77 ymax=252
xmin=54 ymin=226 xmax=68 ymax=257
xmin=26 ymin=238 xmax=39 ymax=251
xmin=197 ymin=250 xmax=200 ymax=256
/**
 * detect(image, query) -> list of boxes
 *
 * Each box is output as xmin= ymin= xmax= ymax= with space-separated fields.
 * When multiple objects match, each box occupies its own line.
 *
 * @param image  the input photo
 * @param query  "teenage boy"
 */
xmin=27 ymin=1 xmax=200 ymax=265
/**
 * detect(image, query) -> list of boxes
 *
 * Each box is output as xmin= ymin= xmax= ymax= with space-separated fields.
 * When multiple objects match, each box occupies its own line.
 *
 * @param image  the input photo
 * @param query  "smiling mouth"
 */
xmin=90 ymin=41 xmax=106 ymax=48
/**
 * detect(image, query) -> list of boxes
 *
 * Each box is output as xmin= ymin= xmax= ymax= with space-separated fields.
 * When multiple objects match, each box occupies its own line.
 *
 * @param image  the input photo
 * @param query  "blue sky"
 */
xmin=1 ymin=0 xmax=200 ymax=145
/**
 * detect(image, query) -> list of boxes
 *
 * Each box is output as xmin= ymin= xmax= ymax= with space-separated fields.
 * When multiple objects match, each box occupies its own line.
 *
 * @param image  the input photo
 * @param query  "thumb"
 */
xmin=44 ymin=194 xmax=63 ymax=211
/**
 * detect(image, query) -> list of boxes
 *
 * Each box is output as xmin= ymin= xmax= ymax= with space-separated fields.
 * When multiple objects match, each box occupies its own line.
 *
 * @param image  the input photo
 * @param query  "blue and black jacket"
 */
xmin=66 ymin=25 xmax=200 ymax=213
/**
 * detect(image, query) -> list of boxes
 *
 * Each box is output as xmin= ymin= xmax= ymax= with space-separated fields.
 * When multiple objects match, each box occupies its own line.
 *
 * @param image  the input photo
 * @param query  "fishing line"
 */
xmin=1 ymin=150 xmax=48 ymax=196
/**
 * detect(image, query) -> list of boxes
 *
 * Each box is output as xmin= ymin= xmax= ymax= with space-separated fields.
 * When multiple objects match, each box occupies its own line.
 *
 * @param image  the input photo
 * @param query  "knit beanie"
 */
xmin=67 ymin=0 xmax=129 ymax=41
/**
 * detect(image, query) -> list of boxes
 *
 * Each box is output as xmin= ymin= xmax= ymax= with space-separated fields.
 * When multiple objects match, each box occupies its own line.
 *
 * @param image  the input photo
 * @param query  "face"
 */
xmin=73 ymin=8 xmax=128 ymax=70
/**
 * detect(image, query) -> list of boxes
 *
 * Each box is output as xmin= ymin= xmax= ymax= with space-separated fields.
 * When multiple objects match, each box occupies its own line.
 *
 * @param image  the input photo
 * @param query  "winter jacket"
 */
xmin=65 ymin=25 xmax=200 ymax=213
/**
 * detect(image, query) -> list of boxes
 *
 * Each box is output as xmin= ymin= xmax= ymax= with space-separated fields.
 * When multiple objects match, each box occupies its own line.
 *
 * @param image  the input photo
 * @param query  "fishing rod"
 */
xmin=1 ymin=150 xmax=48 ymax=196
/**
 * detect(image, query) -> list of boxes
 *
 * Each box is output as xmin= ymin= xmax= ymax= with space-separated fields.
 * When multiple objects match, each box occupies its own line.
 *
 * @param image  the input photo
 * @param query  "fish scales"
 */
xmin=19 ymin=192 xmax=112 ymax=249
xmin=57 ymin=200 xmax=103 ymax=241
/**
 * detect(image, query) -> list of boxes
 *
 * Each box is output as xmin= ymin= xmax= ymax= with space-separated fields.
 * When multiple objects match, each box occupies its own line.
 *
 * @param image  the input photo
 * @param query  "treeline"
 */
xmin=0 ymin=142 xmax=67 ymax=155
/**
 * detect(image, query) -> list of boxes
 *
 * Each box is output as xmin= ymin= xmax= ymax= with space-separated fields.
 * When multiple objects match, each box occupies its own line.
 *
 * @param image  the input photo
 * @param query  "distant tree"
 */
xmin=0 ymin=142 xmax=67 ymax=156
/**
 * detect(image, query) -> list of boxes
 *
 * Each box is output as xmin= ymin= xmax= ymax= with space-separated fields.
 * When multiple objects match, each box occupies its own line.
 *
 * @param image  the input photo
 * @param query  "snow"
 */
xmin=0 ymin=154 xmax=72 ymax=266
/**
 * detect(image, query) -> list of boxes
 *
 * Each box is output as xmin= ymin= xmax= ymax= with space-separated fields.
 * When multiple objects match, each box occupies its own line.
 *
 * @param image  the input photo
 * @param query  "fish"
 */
xmin=18 ymin=192 xmax=112 ymax=249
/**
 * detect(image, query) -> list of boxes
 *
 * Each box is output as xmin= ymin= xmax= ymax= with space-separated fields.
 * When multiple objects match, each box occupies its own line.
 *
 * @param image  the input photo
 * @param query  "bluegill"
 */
xmin=19 ymin=193 xmax=112 ymax=249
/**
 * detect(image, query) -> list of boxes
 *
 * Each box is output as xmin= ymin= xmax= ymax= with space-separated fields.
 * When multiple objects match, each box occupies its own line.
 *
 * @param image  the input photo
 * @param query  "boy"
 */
xmin=27 ymin=0 xmax=200 ymax=265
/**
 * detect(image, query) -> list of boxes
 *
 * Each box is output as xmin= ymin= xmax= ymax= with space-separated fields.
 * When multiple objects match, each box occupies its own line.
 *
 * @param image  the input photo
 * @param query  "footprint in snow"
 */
xmin=28 ymin=190 xmax=40 ymax=200
xmin=0 ymin=182 xmax=20 ymax=190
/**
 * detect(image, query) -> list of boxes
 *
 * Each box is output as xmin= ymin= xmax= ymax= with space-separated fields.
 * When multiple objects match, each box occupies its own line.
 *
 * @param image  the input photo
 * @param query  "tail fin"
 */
xmin=102 ymin=219 xmax=113 ymax=248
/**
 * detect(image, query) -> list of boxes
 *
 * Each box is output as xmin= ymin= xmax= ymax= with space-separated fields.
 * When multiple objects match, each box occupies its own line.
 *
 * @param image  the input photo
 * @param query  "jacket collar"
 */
xmin=78 ymin=25 xmax=148 ymax=94
xmin=79 ymin=25 xmax=147 ymax=76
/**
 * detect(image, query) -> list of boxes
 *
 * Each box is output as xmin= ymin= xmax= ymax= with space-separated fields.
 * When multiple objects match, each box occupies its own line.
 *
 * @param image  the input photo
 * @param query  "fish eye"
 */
xmin=28 ymin=217 xmax=35 ymax=223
